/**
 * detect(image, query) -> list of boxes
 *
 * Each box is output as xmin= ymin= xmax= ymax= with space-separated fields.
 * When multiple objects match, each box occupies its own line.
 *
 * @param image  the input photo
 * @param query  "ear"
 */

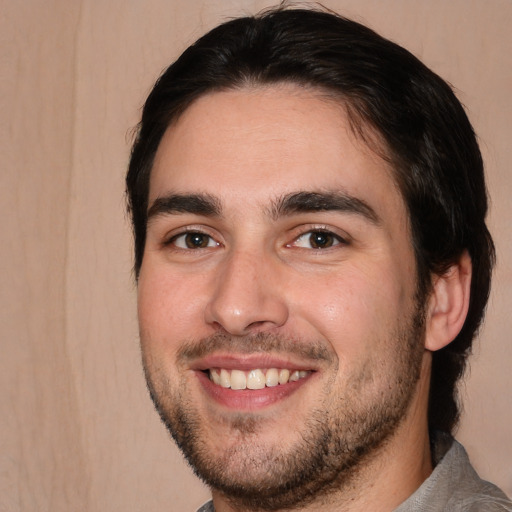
xmin=424 ymin=251 xmax=472 ymax=352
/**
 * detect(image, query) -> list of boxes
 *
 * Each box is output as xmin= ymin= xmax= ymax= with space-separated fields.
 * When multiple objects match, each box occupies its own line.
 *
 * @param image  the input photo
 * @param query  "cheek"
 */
xmin=137 ymin=266 xmax=208 ymax=353
xmin=293 ymin=263 xmax=412 ymax=357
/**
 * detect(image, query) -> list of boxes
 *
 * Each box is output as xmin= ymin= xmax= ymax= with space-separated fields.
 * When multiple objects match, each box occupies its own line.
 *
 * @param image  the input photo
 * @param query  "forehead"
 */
xmin=149 ymin=85 xmax=405 ymax=221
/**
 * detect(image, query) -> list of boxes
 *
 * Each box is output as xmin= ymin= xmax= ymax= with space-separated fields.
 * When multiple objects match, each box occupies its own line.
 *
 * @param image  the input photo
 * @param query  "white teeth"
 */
xmin=289 ymin=370 xmax=310 ymax=381
xmin=208 ymin=367 xmax=310 ymax=389
xmin=220 ymin=369 xmax=231 ymax=388
xmin=265 ymin=368 xmax=279 ymax=387
xmin=247 ymin=369 xmax=266 ymax=389
xmin=289 ymin=370 xmax=300 ymax=382
xmin=210 ymin=368 xmax=221 ymax=385
xmin=278 ymin=369 xmax=290 ymax=385
xmin=231 ymin=369 xmax=247 ymax=390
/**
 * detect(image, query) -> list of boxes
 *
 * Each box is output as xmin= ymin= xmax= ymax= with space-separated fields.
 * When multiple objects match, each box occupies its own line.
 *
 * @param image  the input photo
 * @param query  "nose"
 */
xmin=204 ymin=249 xmax=289 ymax=335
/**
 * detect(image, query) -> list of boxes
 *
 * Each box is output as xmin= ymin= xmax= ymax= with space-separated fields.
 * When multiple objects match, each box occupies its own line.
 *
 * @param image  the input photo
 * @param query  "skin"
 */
xmin=137 ymin=85 xmax=471 ymax=511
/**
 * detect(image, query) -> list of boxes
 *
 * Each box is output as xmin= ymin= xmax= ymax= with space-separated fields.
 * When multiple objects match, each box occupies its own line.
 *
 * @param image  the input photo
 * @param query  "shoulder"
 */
xmin=396 ymin=433 xmax=512 ymax=512
xmin=196 ymin=501 xmax=214 ymax=512
xmin=453 ymin=481 xmax=512 ymax=512
xmin=462 ymin=496 xmax=512 ymax=512
xmin=444 ymin=440 xmax=512 ymax=511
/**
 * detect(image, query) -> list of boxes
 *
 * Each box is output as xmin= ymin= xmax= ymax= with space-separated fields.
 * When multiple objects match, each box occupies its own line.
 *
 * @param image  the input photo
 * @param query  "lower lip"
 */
xmin=195 ymin=370 xmax=313 ymax=411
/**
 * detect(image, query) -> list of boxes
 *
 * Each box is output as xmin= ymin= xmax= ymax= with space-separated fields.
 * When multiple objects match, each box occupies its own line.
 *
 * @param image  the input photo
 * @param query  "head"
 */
xmin=126 ymin=6 xmax=494 ymax=507
xmin=127 ymin=6 xmax=494 ymax=433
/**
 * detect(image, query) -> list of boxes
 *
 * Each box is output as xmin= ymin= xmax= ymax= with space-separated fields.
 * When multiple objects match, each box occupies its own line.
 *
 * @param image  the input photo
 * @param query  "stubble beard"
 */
xmin=142 ymin=306 xmax=426 ymax=511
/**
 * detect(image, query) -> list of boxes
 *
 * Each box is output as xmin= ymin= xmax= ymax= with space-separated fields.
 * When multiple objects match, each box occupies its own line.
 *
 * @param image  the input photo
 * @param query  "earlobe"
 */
xmin=425 ymin=251 xmax=472 ymax=352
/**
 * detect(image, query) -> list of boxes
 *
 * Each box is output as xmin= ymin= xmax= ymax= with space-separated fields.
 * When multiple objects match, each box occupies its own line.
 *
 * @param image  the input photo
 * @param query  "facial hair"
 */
xmin=142 ymin=306 xmax=426 ymax=511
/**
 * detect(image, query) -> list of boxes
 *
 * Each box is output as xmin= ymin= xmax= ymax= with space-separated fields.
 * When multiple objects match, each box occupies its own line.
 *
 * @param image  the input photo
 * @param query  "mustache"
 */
xmin=177 ymin=331 xmax=333 ymax=364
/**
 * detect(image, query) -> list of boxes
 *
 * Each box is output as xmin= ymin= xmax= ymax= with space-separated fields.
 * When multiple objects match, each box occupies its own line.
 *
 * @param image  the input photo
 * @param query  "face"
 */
xmin=138 ymin=85 xmax=426 ymax=509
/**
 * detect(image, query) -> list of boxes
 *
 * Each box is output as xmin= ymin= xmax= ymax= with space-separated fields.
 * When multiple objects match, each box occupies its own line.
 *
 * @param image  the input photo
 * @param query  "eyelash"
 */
xmin=163 ymin=226 xmax=349 ymax=252
xmin=289 ymin=229 xmax=348 ymax=250
xmin=165 ymin=229 xmax=220 ymax=250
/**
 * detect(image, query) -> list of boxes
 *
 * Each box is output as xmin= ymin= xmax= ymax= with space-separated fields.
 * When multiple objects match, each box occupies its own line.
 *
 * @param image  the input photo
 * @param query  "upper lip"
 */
xmin=188 ymin=353 xmax=320 ymax=372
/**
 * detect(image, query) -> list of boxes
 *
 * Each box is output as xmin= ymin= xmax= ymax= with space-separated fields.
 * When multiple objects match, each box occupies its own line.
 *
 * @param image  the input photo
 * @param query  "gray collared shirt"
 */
xmin=197 ymin=434 xmax=512 ymax=511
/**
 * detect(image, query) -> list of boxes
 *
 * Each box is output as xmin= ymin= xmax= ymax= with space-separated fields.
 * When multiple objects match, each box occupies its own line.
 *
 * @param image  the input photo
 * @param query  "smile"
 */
xmin=209 ymin=368 xmax=311 ymax=390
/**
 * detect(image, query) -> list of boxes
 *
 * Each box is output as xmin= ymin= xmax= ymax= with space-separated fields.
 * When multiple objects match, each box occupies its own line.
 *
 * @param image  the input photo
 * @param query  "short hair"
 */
xmin=126 ymin=7 xmax=495 ymax=433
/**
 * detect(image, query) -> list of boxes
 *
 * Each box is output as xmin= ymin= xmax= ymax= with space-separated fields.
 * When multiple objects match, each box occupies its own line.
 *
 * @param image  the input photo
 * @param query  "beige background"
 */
xmin=1 ymin=1 xmax=511 ymax=510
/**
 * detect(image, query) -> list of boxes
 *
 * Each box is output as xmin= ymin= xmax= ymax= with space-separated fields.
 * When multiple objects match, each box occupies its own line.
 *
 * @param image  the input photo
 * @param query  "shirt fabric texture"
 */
xmin=196 ymin=433 xmax=512 ymax=511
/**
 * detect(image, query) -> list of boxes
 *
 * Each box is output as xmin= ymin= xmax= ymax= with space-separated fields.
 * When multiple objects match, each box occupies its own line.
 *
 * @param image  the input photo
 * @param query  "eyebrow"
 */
xmin=147 ymin=193 xmax=221 ymax=221
xmin=146 ymin=190 xmax=380 ymax=225
xmin=270 ymin=191 xmax=380 ymax=224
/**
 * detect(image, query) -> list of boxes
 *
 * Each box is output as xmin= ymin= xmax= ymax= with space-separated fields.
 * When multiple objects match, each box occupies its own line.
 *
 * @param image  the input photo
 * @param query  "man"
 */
xmin=126 ymin=6 xmax=511 ymax=512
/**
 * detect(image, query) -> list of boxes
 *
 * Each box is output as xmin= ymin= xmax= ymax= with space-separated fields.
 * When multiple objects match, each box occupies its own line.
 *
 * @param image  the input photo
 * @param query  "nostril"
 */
xmin=246 ymin=320 xmax=272 ymax=332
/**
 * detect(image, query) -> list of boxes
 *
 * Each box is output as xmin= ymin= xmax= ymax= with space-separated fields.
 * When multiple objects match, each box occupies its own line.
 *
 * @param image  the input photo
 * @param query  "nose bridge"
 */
xmin=205 ymin=245 xmax=288 ymax=335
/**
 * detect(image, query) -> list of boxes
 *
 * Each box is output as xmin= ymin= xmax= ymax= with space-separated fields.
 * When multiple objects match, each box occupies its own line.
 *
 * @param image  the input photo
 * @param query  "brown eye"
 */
xmin=309 ymin=231 xmax=335 ymax=249
xmin=185 ymin=233 xmax=210 ymax=248
xmin=171 ymin=232 xmax=218 ymax=249
xmin=291 ymin=230 xmax=344 ymax=250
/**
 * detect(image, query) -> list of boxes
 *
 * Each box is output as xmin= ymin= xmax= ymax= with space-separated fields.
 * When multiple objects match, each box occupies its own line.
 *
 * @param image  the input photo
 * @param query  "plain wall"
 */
xmin=1 ymin=1 xmax=510 ymax=510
